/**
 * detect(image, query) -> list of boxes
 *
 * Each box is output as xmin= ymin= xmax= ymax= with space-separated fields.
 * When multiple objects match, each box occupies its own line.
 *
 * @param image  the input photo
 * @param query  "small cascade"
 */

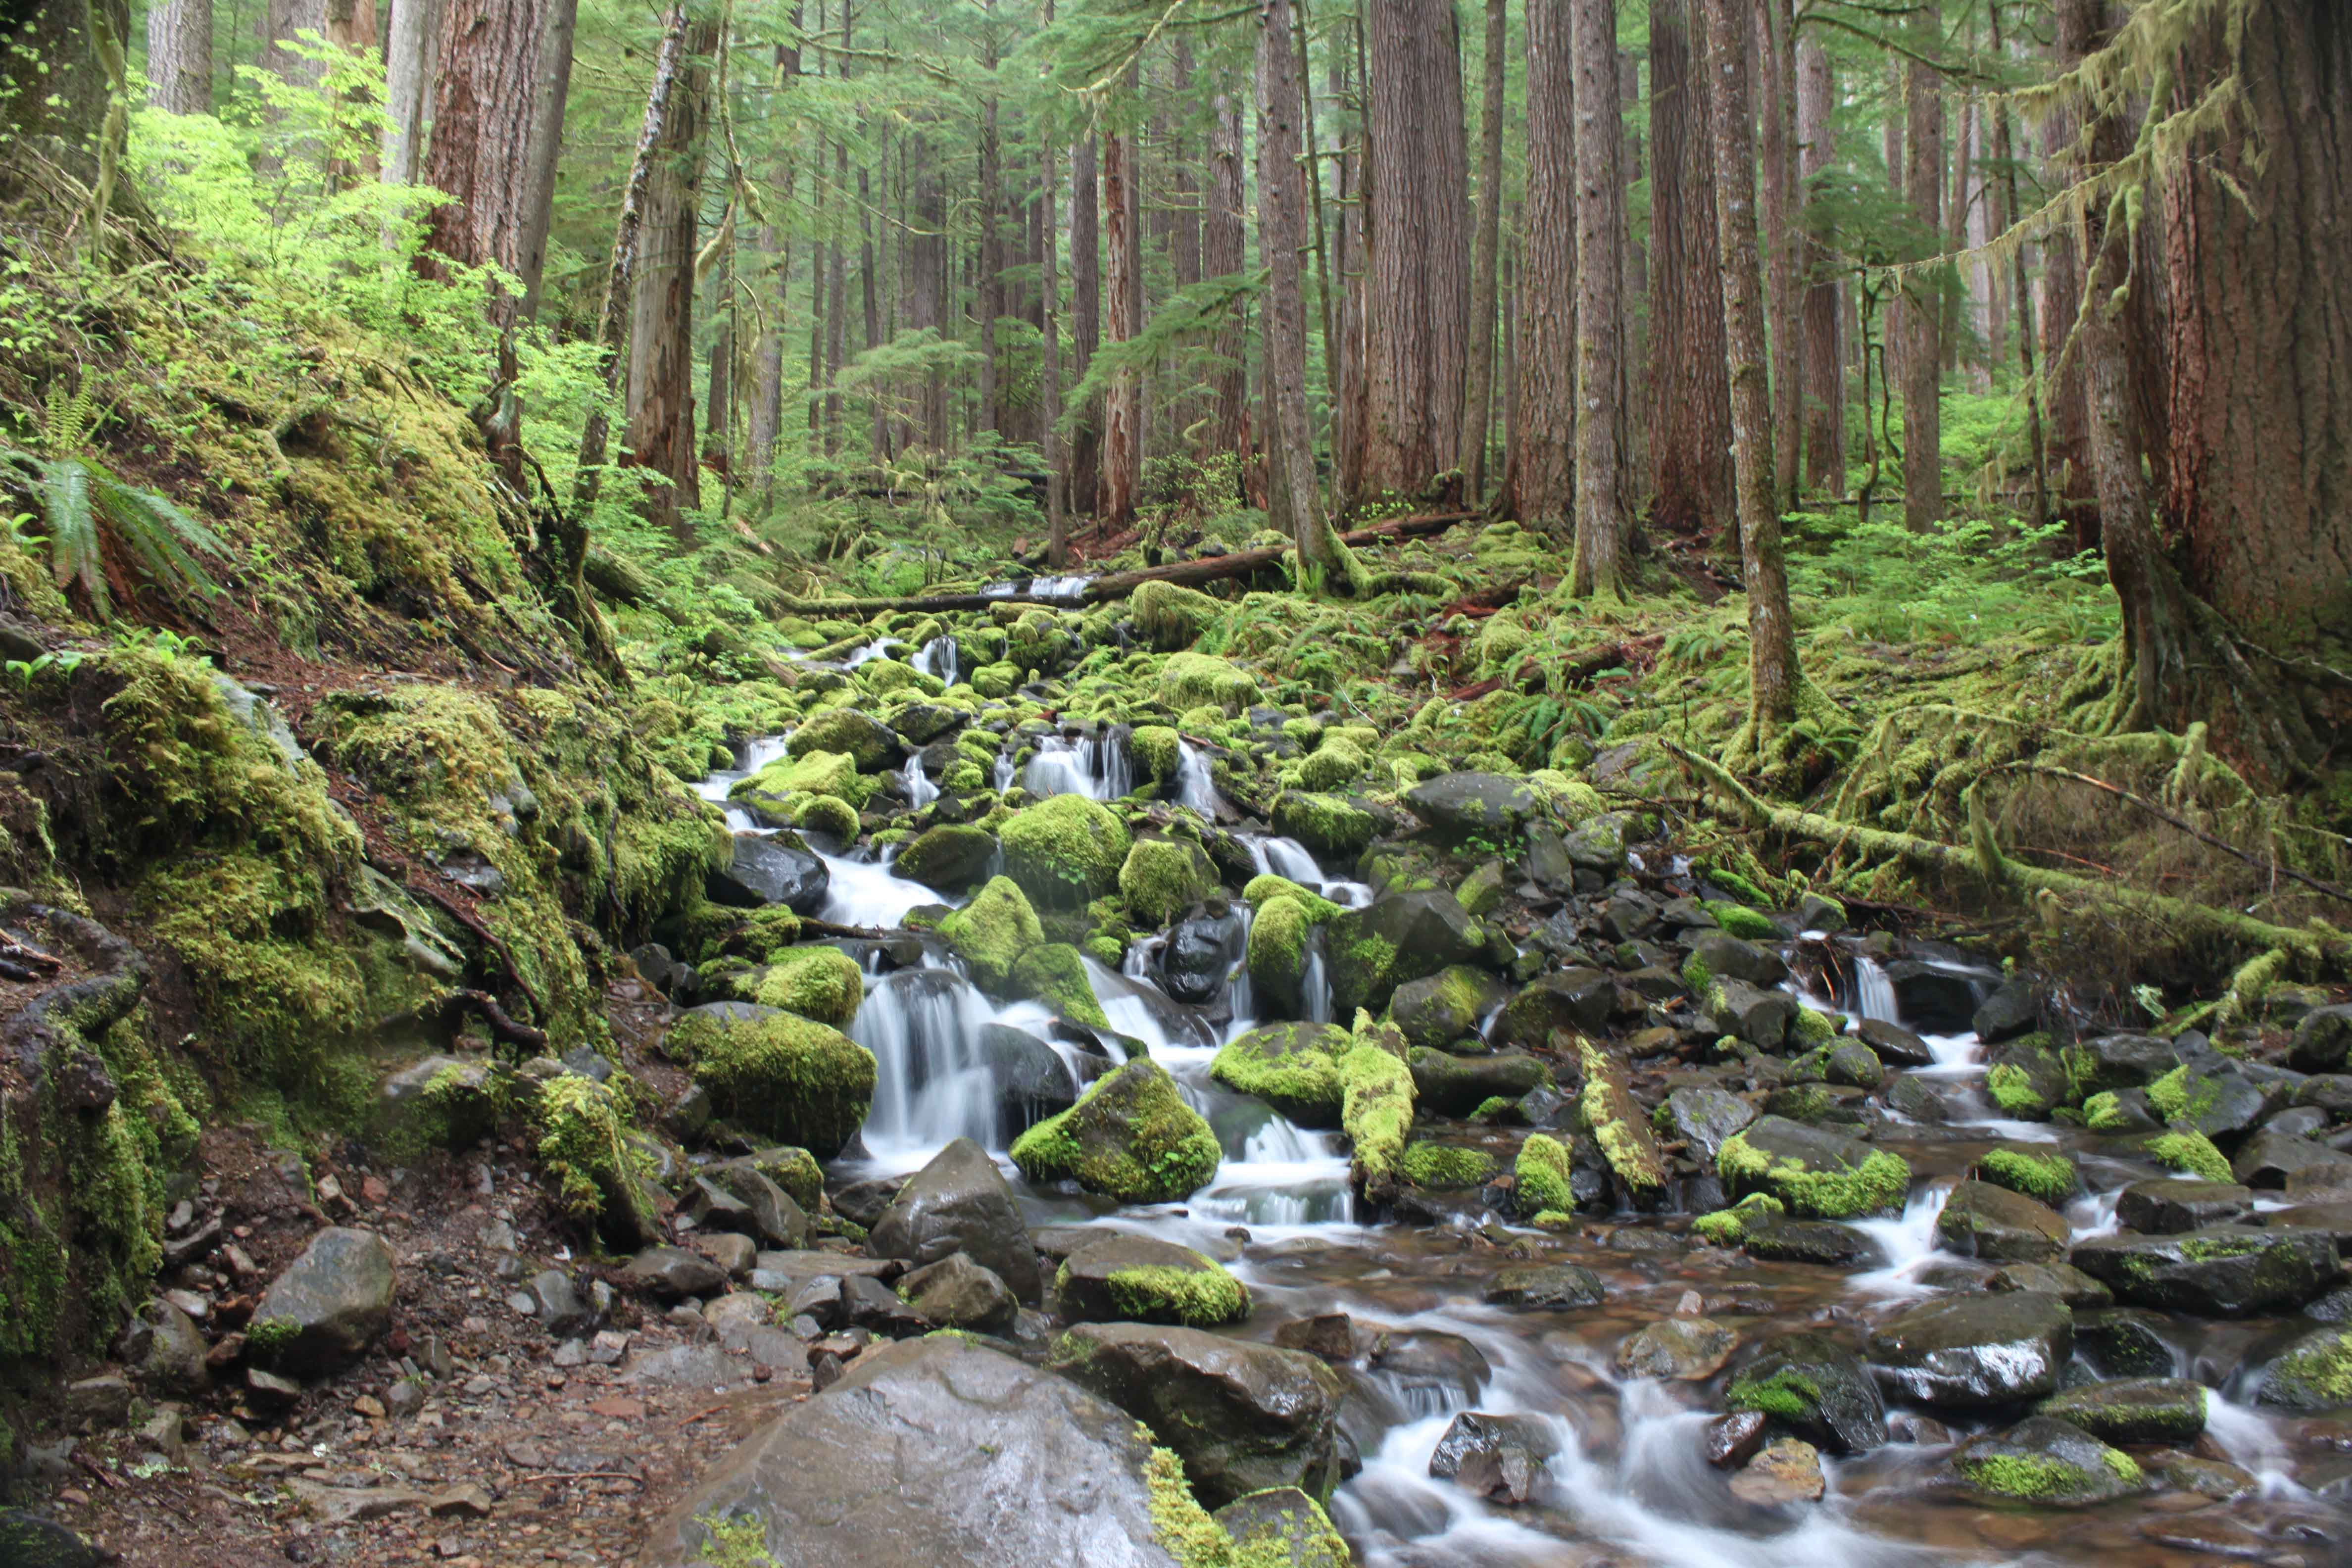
xmin=1299 ymin=943 xmax=1333 ymax=1024
xmin=843 ymin=640 xmax=889 ymax=668
xmin=691 ymin=735 xmax=795 ymax=833
xmin=992 ymin=754 xmax=1015 ymax=791
xmin=811 ymin=842 xmax=947 ymax=930
xmin=1850 ymin=955 xmax=1901 ymax=1022
xmin=1847 ymin=1179 xmax=1953 ymax=1298
xmin=1023 ymin=732 xmax=1132 ymax=801
xmin=1244 ymin=833 xmax=1371 ymax=907
xmin=904 ymin=756 xmax=938 ymax=809
xmin=912 ymin=634 xmax=960 ymax=686
xmin=984 ymin=574 xmax=1091 ymax=600
xmin=1173 ymin=741 xmax=1220 ymax=816
xmin=2203 ymin=1393 xmax=2306 ymax=1497
xmin=851 ymin=967 xmax=1059 ymax=1165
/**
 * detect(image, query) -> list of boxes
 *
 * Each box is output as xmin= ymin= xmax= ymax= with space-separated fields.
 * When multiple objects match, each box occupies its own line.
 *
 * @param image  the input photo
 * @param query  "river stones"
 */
xmin=1056 ymin=1233 xmax=1249 ymax=1327
xmin=868 ymin=1137 xmax=1041 ymax=1303
xmin=2254 ymin=1324 xmax=2352 ymax=1410
xmin=1865 ymin=1291 xmax=2072 ymax=1407
xmin=707 ymin=831 xmax=831 ymax=914
xmin=1738 ymin=1211 xmax=1886 ymax=1268
xmin=1210 ymin=1022 xmax=1351 ymax=1126
xmin=1389 ymin=966 xmax=1511 ymax=1049
xmin=1010 ymin=1057 xmax=1220 ymax=1204
xmin=2234 ymin=1127 xmax=2352 ymax=1189
xmin=2147 ymin=1059 xmax=2267 ymax=1138
xmin=2069 ymin=1225 xmax=2342 ymax=1316
xmin=1724 ymin=1334 xmax=1887 ymax=1455
xmin=1934 ymin=1180 xmax=2071 ymax=1263
xmin=977 ymin=1025 xmax=1081 ymax=1138
xmin=1660 ymin=1086 xmax=1757 ymax=1164
xmin=1945 ymin=1416 xmax=2148 ymax=1506
xmin=250 ymin=1227 xmax=397 ymax=1376
xmin=2037 ymin=1378 xmax=2208 ymax=1444
xmin=638 ymin=1336 xmax=1197 ymax=1567
xmin=2115 ymin=1178 xmax=2253 ymax=1234
xmin=893 ymin=823 xmax=997 ymax=892
xmin=2289 ymin=1004 xmax=2352 ymax=1073
xmin=1728 ymin=1439 xmax=1825 ymax=1506
xmin=1489 ymin=968 xmax=1617 ymax=1047
xmin=1854 ymin=1018 xmax=1934 ymax=1068
xmin=1427 ymin=1412 xmax=1561 ymax=1505
xmin=1408 ymin=1047 xmax=1552 ymax=1117
xmin=1355 ymin=889 xmax=1486 ymax=999
xmin=1709 ymin=979 xmax=1800 ymax=1051
xmin=1985 ymin=1260 xmax=2113 ymax=1309
xmin=1615 ymin=1317 xmax=1738 ymax=1381
xmin=1717 ymin=1116 xmax=1911 ymax=1219
xmin=624 ymin=1246 xmax=729 ymax=1300
xmin=1971 ymin=979 xmax=2042 ymax=1042
xmin=1211 ymin=1487 xmax=1351 ymax=1568
xmin=1402 ymin=772 xmax=1545 ymax=845
xmin=1687 ymin=931 xmax=1788 ymax=988
xmin=2072 ymin=1308 xmax=2182 ymax=1378
xmin=1046 ymin=1323 xmax=1346 ymax=1506
xmin=1879 ymin=960 xmax=1983 ymax=1033
xmin=1482 ymin=1264 xmax=1606 ymax=1311
xmin=2064 ymin=1031 xmax=2183 ymax=1092
xmin=691 ymin=1164 xmax=807 ymax=1249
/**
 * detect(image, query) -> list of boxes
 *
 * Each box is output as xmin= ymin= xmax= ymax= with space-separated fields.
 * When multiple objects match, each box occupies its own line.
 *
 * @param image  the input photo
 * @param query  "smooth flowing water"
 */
xmin=1023 ymin=731 xmax=1133 ymax=801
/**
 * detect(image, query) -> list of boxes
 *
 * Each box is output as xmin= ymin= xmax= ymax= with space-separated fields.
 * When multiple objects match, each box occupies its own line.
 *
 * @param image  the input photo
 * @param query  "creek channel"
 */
xmin=686 ymin=644 xmax=2342 ymax=1568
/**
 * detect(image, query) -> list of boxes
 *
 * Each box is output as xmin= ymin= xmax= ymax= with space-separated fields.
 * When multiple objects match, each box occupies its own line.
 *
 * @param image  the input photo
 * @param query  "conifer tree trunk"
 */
xmin=1570 ymin=0 xmax=1629 ymax=596
xmin=1101 ymin=78 xmax=1143 ymax=531
xmin=1330 ymin=27 xmax=1365 ymax=510
xmin=1463 ymin=0 xmax=1507 ymax=506
xmin=421 ymin=0 xmax=551 ymax=284
xmin=1516 ymin=0 xmax=1575 ymax=542
xmin=147 ymin=0 xmax=214 ymax=113
xmin=1204 ymin=89 xmax=1252 ymax=465
xmin=380 ymin=0 xmax=441 ymax=185
xmin=746 ymin=27 xmax=800 ymax=499
xmin=1899 ymin=54 xmax=1943 ymax=530
xmin=1257 ymin=0 xmax=1331 ymax=574
xmin=1797 ymin=33 xmax=1844 ymax=497
xmin=1069 ymin=134 xmax=1102 ymax=518
xmin=1646 ymin=0 xmax=1733 ymax=534
xmin=1759 ymin=0 xmax=1800 ymax=512
xmin=1364 ymin=0 xmax=1470 ymax=504
xmin=1700 ymin=0 xmax=1797 ymax=730
xmin=264 ymin=0 xmax=328 ymax=87
xmin=977 ymin=0 xmax=1002 ymax=438
xmin=1040 ymin=1 xmax=1068 ymax=566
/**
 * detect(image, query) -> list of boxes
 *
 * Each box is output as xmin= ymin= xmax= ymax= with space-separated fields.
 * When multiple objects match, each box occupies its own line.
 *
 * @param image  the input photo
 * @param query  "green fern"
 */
xmin=1 ymin=385 xmax=228 ymax=620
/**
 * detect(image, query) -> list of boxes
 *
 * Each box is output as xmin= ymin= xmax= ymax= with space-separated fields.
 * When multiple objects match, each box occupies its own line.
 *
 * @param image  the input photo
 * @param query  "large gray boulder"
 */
xmin=637 ymin=1337 xmax=1194 ymax=1567
xmin=1488 ymin=969 xmax=1616 ymax=1047
xmin=1388 ymin=966 xmax=1510 ymax=1050
xmin=868 ymin=1137 xmax=1042 ymax=1303
xmin=2070 ymin=1226 xmax=2342 ymax=1316
xmin=709 ymin=832 xmax=831 ymax=913
xmin=1402 ymin=773 xmax=1544 ymax=845
xmin=251 ymin=1227 xmax=397 ymax=1377
xmin=1934 ymin=1181 xmax=2070 ymax=1263
xmin=1046 ymin=1323 xmax=1346 ymax=1507
xmin=1864 ymin=1292 xmax=2073 ymax=1408
xmin=1725 ymin=1334 xmax=1886 ymax=1455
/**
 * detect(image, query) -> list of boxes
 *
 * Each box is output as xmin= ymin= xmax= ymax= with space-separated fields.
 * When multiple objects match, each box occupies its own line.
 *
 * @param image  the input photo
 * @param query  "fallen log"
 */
xmin=777 ymin=510 xmax=1478 ymax=618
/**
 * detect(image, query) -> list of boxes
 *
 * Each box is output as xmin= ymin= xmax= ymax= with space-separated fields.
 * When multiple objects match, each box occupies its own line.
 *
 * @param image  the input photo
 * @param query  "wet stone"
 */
xmin=1945 ymin=1416 xmax=2147 ymax=1506
xmin=1864 ymin=1291 xmax=2072 ymax=1408
xmin=1856 ymin=1018 xmax=1935 ymax=1068
xmin=1984 ymin=1260 xmax=2113 ymax=1310
xmin=1482 ymin=1265 xmax=1606 ymax=1311
xmin=1426 ymin=1412 xmax=1561 ymax=1505
xmin=2036 ymin=1378 xmax=2207 ymax=1445
xmin=1706 ymin=1411 xmax=1768 ymax=1469
xmin=1615 ymin=1317 xmax=1738 ymax=1381
xmin=2114 ymin=1178 xmax=2253 ymax=1234
xmin=1724 ymin=1334 xmax=1887 ymax=1455
xmin=2069 ymin=1225 xmax=2342 ymax=1316
xmin=1934 ymin=1180 xmax=2071 ymax=1263
xmin=1728 ymin=1438 xmax=1825 ymax=1506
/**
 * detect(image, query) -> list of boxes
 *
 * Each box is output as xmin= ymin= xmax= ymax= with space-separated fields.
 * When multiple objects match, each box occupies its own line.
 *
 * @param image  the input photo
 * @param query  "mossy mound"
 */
xmin=1011 ymin=1058 xmax=1221 ymax=1203
xmin=752 ymin=945 xmax=866 ymax=1028
xmin=1514 ymin=1134 xmax=1576 ymax=1217
xmin=1210 ymin=1022 xmax=1353 ymax=1126
xmin=1120 ymin=836 xmax=1219 ymax=929
xmin=1979 ymin=1146 xmax=2079 ymax=1205
xmin=1402 ymin=1141 xmax=1497 ymax=1189
xmin=678 ymin=1008 xmax=877 ymax=1159
xmin=787 ymin=708 xmax=903 ymax=771
xmin=1269 ymin=791 xmax=1376 ymax=858
xmin=533 ymin=1074 xmax=663 ymax=1250
xmin=1131 ymin=582 xmax=1225 ymax=651
xmin=1007 ymin=942 xmax=1112 ymax=1029
xmin=937 ymin=876 xmax=1045 ymax=991
xmin=1717 ymin=1116 xmax=1912 ymax=1219
xmin=1160 ymin=653 xmax=1259 ymax=716
xmin=1338 ymin=1040 xmax=1415 ymax=1196
xmin=734 ymin=749 xmax=876 ymax=811
xmin=1001 ymin=793 xmax=1133 ymax=909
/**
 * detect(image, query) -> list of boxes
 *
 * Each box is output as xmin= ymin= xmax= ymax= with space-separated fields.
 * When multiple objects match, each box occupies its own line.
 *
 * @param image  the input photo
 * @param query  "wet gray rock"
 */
xmin=1726 ymin=1334 xmax=1887 ymax=1455
xmin=1879 ymin=960 xmax=1985 ymax=1033
xmin=1711 ymin=979 xmax=1799 ymax=1051
xmin=1934 ymin=1181 xmax=2070 ymax=1263
xmin=708 ymin=831 xmax=831 ymax=914
xmin=531 ymin=1269 xmax=596 ymax=1336
xmin=829 ymin=1174 xmax=908 ymax=1229
xmin=1407 ymin=1048 xmax=1552 ymax=1117
xmin=2072 ymin=1308 xmax=2181 ymax=1378
xmin=868 ymin=1137 xmax=1042 ymax=1304
xmin=1426 ymin=1411 xmax=1560 ymax=1505
xmin=1688 ymin=932 xmax=1788 ymax=987
xmin=252 ymin=1227 xmax=397 ymax=1376
xmin=843 ymin=1272 xmax=931 ymax=1337
xmin=1488 ymin=969 xmax=1616 ymax=1047
xmin=1615 ymin=1317 xmax=1738 ymax=1381
xmin=639 ymin=1337 xmax=1190 ymax=1566
xmin=1945 ymin=1416 xmax=2146 ymax=1505
xmin=1738 ymin=1213 xmax=1885 ymax=1268
xmin=1728 ymin=1438 xmax=1825 ymax=1507
xmin=2152 ymin=1060 xmax=2266 ymax=1138
xmin=897 ymin=1253 xmax=1018 ymax=1334
xmin=2234 ymin=1128 xmax=2352 ymax=1189
xmin=1357 ymin=890 xmax=1486 ymax=996
xmin=1046 ymin=1322 xmax=1346 ymax=1506
xmin=0 ymin=1512 xmax=100 ymax=1568
xmin=1970 ymin=980 xmax=2040 ymax=1042
xmin=1661 ymin=1086 xmax=1757 ymax=1163
xmin=1402 ymin=773 xmax=1546 ymax=845
xmin=624 ymin=1247 xmax=730 ymax=1300
xmin=1056 ymin=1233 xmax=1246 ymax=1327
xmin=694 ymin=1167 xmax=808 ymax=1250
xmin=1984 ymin=1260 xmax=2112 ymax=1309
xmin=978 ymin=1024 xmax=1081 ymax=1137
xmin=2253 ymin=1324 xmax=2352 ymax=1410
xmin=1866 ymin=1291 xmax=2071 ymax=1408
xmin=1817 ymin=1040 xmax=1884 ymax=1089
xmin=2070 ymin=1225 xmax=2342 ymax=1316
xmin=2066 ymin=1032 xmax=2183 ymax=1093
xmin=1855 ymin=1018 xmax=1935 ymax=1068
xmin=1562 ymin=813 xmax=1633 ymax=872
xmin=1482 ymin=1264 xmax=1606 ymax=1310
xmin=2115 ymin=1178 xmax=2252 ymax=1234
xmin=1389 ymin=966 xmax=1511 ymax=1049
xmin=2290 ymin=1004 xmax=2352 ymax=1074
xmin=2037 ymin=1378 xmax=2207 ymax=1444
xmin=123 ymin=1297 xmax=210 ymax=1396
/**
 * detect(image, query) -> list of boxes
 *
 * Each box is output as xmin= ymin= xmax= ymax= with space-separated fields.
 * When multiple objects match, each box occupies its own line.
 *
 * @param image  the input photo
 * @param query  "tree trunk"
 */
xmin=147 ymin=0 xmax=213 ymax=112
xmin=1899 ymin=56 xmax=1943 ymax=530
xmin=976 ymin=0 xmax=1002 ymax=439
xmin=1463 ymin=0 xmax=1507 ymax=506
xmin=1758 ymin=0 xmax=1801 ymax=513
xmin=1797 ymin=33 xmax=1844 ymax=497
xmin=420 ymin=0 xmax=550 ymax=281
xmin=263 ymin=0 xmax=328 ymax=87
xmin=1700 ymin=0 xmax=1797 ymax=730
xmin=621 ymin=3 xmax=718 ymax=542
xmin=1205 ymin=89 xmax=1253 ymax=465
xmin=513 ymin=0 xmax=579 ymax=325
xmin=1069 ymin=134 xmax=1102 ymax=518
xmin=745 ymin=28 xmax=800 ymax=499
xmin=1101 ymin=85 xmax=1142 ymax=532
xmin=1516 ymin=0 xmax=1575 ymax=542
xmin=907 ymin=122 xmax=949 ymax=453
xmin=1040 ymin=1 xmax=1067 ymax=566
xmin=381 ymin=0 xmax=441 ymax=184
xmin=1364 ymin=0 xmax=1471 ymax=504
xmin=1646 ymin=0 xmax=1733 ymax=535
xmin=1331 ymin=24 xmax=1366 ymax=510
xmin=1985 ymin=0 xmax=2045 ymax=529
xmin=1570 ymin=0 xmax=1629 ymax=596
xmin=1258 ymin=0 xmax=1330 ymax=573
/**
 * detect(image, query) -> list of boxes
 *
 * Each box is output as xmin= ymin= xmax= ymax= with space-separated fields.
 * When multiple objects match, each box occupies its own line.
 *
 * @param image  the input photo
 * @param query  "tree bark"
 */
xmin=1517 ymin=0 xmax=1576 ymax=543
xmin=1258 ymin=0 xmax=1331 ymax=575
xmin=380 ymin=0 xmax=441 ymax=184
xmin=1758 ymin=0 xmax=1801 ymax=513
xmin=420 ymin=0 xmax=551 ymax=282
xmin=1570 ymin=0 xmax=1629 ymax=596
xmin=1700 ymin=0 xmax=1797 ymax=730
xmin=1899 ymin=56 xmax=1944 ymax=531
xmin=906 ymin=121 xmax=949 ymax=453
xmin=513 ymin=0 xmax=578 ymax=325
xmin=1797 ymin=32 xmax=1844 ymax=497
xmin=263 ymin=0 xmax=328 ymax=87
xmin=1463 ymin=0 xmax=1508 ymax=506
xmin=147 ymin=0 xmax=213 ymax=112
xmin=1364 ymin=0 xmax=1471 ymax=504
xmin=977 ymin=0 xmax=1003 ymax=439
xmin=621 ymin=3 xmax=718 ymax=542
xmin=1040 ymin=1 xmax=1067 ymax=567
xmin=1646 ymin=0 xmax=1733 ymax=535
xmin=1204 ymin=89 xmax=1253 ymax=465
xmin=1331 ymin=23 xmax=1365 ymax=509
xmin=1101 ymin=81 xmax=1143 ymax=531
xmin=744 ymin=28 xmax=800 ymax=498
xmin=1069 ymin=134 xmax=1102 ymax=518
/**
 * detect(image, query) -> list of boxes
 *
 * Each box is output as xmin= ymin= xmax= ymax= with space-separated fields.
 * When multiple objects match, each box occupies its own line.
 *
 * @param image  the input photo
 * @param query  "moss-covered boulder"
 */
xmin=2070 ymin=1226 xmax=2341 ymax=1316
xmin=1011 ymin=1058 xmax=1221 ymax=1203
xmin=1007 ymin=942 xmax=1111 ymax=1029
xmin=1055 ymin=1232 xmax=1250 ymax=1326
xmin=1339 ymin=1042 xmax=1415 ymax=1196
xmin=1001 ymin=793 xmax=1133 ymax=909
xmin=1944 ymin=1417 xmax=2146 ymax=1506
xmin=751 ymin=944 xmax=865 ymax=1027
xmin=788 ymin=708 xmax=905 ymax=772
xmin=2255 ymin=1324 xmax=2352 ymax=1410
xmin=1131 ymin=582 xmax=1225 ymax=651
xmin=532 ymin=1074 xmax=667 ymax=1250
xmin=1978 ymin=1146 xmax=2080 ymax=1206
xmin=2039 ymin=1377 xmax=2209 ymax=1442
xmin=1717 ymin=1116 xmax=1911 ymax=1219
xmin=972 ymin=660 xmax=1024 ymax=698
xmin=894 ymin=823 xmax=998 ymax=893
xmin=1160 ymin=652 xmax=1259 ymax=715
xmin=1514 ymin=1133 xmax=1576 ymax=1217
xmin=1210 ymin=1022 xmax=1352 ymax=1127
xmin=733 ymin=749 xmax=876 ymax=812
xmin=937 ymin=875 xmax=1044 ymax=991
xmin=1723 ymin=1334 xmax=1888 ymax=1455
xmin=1388 ymin=966 xmax=1509 ymax=1050
xmin=1400 ymin=773 xmax=1545 ymax=847
xmin=1119 ymin=836 xmax=1218 ymax=928
xmin=1402 ymin=1141 xmax=1498 ymax=1189
xmin=1212 ymin=1489 xmax=1351 ymax=1568
xmin=1270 ymin=791 xmax=1376 ymax=858
xmin=677 ymin=1005 xmax=877 ymax=1159
xmin=1578 ymin=1039 xmax=1668 ymax=1200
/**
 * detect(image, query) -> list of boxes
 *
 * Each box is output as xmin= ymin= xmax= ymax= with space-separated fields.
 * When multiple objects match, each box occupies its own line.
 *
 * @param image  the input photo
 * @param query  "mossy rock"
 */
xmin=2038 ymin=1377 xmax=2208 ymax=1443
xmin=533 ymin=1075 xmax=665 ymax=1250
xmin=1210 ymin=1021 xmax=1353 ymax=1127
xmin=1001 ymin=793 xmax=1133 ymax=910
xmin=1119 ymin=836 xmax=1218 ymax=929
xmin=1514 ymin=1133 xmax=1576 ymax=1217
xmin=1269 ymin=791 xmax=1376 ymax=858
xmin=682 ymin=1006 xmax=877 ymax=1159
xmin=973 ymin=660 xmax=1025 ymax=698
xmin=1160 ymin=653 xmax=1259 ymax=716
xmin=1011 ymin=1058 xmax=1221 ymax=1204
xmin=787 ymin=709 xmax=904 ymax=772
xmin=1978 ymin=1146 xmax=2079 ymax=1205
xmin=2256 ymin=1325 xmax=2352 ymax=1410
xmin=733 ymin=749 xmax=876 ymax=811
xmin=1716 ymin=1116 xmax=1911 ymax=1219
xmin=937 ymin=875 xmax=1044 ymax=991
xmin=1402 ymin=1141 xmax=1498 ymax=1189
xmin=1945 ymin=1417 xmax=2146 ymax=1505
xmin=1339 ymin=1042 xmax=1415 ymax=1197
xmin=1131 ymin=582 xmax=1225 ymax=651
xmin=1128 ymin=724 xmax=1182 ymax=784
xmin=893 ymin=823 xmax=998 ymax=893
xmin=1246 ymin=895 xmax=1315 ymax=1018
xmin=1054 ymin=1232 xmax=1250 ymax=1326
xmin=1007 ymin=942 xmax=1111 ymax=1029
xmin=752 ymin=944 xmax=865 ymax=1028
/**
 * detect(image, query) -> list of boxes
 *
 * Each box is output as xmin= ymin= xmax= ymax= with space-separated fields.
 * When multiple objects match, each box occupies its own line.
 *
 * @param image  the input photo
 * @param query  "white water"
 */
xmin=843 ymin=640 xmax=889 ymax=668
xmin=1245 ymin=834 xmax=1373 ymax=908
xmin=2203 ymin=1391 xmax=2309 ymax=1499
xmin=1846 ymin=1179 xmax=1954 ymax=1299
xmin=903 ymin=756 xmax=938 ymax=809
xmin=811 ymin=842 xmax=948 ymax=930
xmin=912 ymin=634 xmax=960 ymax=686
xmin=851 ymin=965 xmax=1064 ymax=1167
xmin=982 ymin=574 xmax=1091 ymax=599
xmin=1024 ymin=732 xmax=1133 ymax=801
xmin=1174 ymin=740 xmax=1220 ymax=816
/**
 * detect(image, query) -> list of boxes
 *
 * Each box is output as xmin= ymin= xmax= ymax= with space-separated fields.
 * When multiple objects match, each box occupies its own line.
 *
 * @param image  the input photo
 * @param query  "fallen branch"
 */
xmin=1664 ymin=740 xmax=2349 ymax=973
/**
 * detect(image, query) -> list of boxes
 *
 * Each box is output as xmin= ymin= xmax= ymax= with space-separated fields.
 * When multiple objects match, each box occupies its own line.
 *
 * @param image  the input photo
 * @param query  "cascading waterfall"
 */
xmin=903 ymin=756 xmax=938 ymax=809
xmin=1023 ymin=732 xmax=1132 ymax=800
xmin=851 ymin=965 xmax=1061 ymax=1164
xmin=1174 ymin=741 xmax=1219 ymax=815
xmin=1850 ymin=955 xmax=1900 ymax=1022
xmin=912 ymin=634 xmax=960 ymax=686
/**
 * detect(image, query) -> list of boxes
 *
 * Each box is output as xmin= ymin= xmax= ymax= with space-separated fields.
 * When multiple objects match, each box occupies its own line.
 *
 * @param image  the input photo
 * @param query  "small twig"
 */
xmin=518 ymin=1470 xmax=645 ymax=1486
xmin=72 ymin=1450 xmax=127 ymax=1491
